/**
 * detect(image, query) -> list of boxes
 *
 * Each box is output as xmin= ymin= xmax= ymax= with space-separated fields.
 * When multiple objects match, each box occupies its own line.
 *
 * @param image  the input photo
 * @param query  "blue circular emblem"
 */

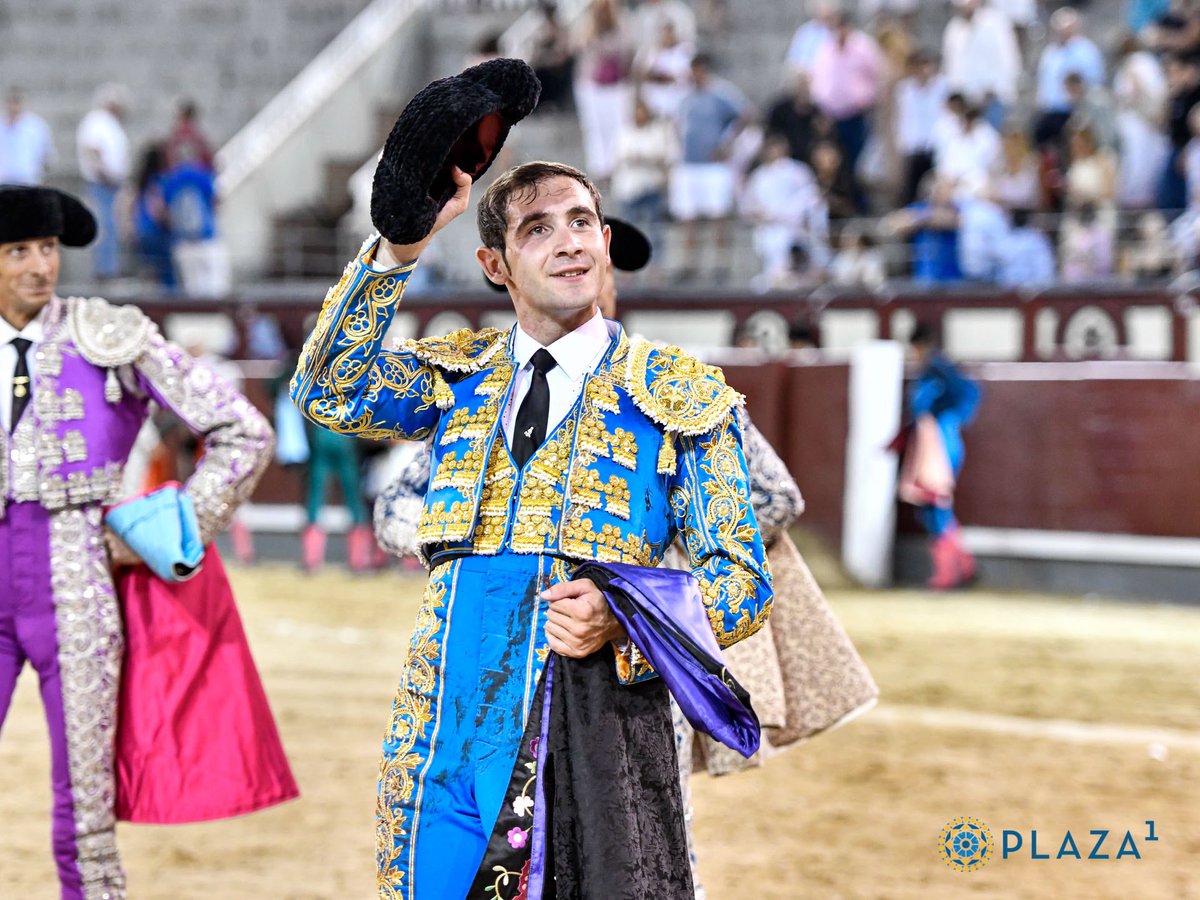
xmin=937 ymin=817 xmax=994 ymax=872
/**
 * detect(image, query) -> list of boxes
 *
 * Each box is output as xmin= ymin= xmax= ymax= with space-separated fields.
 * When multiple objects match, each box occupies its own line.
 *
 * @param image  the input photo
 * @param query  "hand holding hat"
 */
xmin=371 ymin=58 xmax=541 ymax=256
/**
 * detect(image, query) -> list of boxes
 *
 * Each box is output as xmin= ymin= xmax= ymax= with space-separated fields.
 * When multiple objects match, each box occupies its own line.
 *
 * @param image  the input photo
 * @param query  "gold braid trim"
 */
xmin=625 ymin=338 xmax=744 ymax=438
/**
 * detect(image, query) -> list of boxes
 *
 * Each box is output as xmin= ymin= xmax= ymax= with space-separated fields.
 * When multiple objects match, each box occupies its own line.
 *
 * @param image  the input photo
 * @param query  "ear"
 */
xmin=475 ymin=246 xmax=510 ymax=287
xmin=602 ymin=221 xmax=612 ymax=265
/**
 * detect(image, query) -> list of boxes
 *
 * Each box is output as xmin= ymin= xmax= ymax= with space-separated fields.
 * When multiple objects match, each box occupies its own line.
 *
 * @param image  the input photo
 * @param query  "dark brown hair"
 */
xmin=476 ymin=160 xmax=603 ymax=252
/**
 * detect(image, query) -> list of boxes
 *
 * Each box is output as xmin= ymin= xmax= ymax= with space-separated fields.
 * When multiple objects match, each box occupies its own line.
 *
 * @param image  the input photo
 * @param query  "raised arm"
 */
xmin=289 ymin=241 xmax=442 ymax=441
xmin=290 ymin=168 xmax=473 ymax=441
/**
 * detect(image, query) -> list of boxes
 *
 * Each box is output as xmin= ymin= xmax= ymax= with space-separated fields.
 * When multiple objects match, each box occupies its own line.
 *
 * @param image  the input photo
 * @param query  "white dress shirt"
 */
xmin=0 ymin=305 xmax=47 ymax=432
xmin=502 ymin=310 xmax=614 ymax=447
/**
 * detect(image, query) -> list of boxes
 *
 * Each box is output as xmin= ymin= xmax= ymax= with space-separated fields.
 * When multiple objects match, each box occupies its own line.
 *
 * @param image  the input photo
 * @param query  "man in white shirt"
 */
xmin=75 ymin=83 xmax=131 ymax=280
xmin=1034 ymin=7 xmax=1106 ymax=147
xmin=0 ymin=88 xmax=55 ymax=185
xmin=741 ymin=133 xmax=826 ymax=288
xmin=941 ymin=0 xmax=1021 ymax=129
xmin=935 ymin=102 xmax=1002 ymax=190
xmin=783 ymin=0 xmax=838 ymax=77
xmin=895 ymin=50 xmax=949 ymax=204
xmin=630 ymin=0 xmax=697 ymax=58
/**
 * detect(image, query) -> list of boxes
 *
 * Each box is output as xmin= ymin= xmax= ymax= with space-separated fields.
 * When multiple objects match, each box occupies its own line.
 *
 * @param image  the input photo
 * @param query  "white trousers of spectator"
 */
xmin=753 ymin=222 xmax=802 ymax=281
xmin=574 ymin=79 xmax=631 ymax=180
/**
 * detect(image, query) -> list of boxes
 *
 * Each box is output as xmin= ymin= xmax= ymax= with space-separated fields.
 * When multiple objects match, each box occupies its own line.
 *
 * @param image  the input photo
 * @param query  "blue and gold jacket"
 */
xmin=291 ymin=240 xmax=773 ymax=667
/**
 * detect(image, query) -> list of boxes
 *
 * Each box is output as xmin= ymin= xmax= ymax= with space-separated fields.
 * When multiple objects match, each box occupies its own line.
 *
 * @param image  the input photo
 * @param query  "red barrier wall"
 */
xmin=955 ymin=368 xmax=1200 ymax=538
xmin=236 ymin=360 xmax=1198 ymax=543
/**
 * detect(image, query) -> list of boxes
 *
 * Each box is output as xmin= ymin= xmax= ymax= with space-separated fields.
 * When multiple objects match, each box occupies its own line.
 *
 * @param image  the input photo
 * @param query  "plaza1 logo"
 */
xmin=937 ymin=817 xmax=995 ymax=872
xmin=937 ymin=818 xmax=1160 ymax=872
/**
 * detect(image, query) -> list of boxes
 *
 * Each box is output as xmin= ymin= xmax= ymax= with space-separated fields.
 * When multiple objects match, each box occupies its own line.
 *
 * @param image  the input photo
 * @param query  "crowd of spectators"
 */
xmin=537 ymin=0 xmax=1200 ymax=291
xmin=0 ymin=85 xmax=227 ymax=294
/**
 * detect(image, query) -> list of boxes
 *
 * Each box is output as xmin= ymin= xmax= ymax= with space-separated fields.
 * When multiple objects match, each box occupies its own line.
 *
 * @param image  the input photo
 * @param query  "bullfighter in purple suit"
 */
xmin=0 ymin=184 xmax=273 ymax=899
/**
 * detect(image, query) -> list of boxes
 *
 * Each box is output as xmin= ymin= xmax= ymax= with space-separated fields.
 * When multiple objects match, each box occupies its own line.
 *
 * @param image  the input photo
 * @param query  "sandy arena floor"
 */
xmin=1 ymin=556 xmax=1197 ymax=899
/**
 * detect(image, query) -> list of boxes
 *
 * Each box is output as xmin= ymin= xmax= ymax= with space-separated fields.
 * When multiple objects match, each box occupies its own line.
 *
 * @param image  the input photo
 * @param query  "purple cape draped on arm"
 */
xmin=573 ymin=560 xmax=761 ymax=757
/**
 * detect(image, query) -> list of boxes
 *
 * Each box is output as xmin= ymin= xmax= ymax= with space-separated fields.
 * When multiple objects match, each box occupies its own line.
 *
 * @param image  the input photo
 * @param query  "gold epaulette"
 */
xmin=399 ymin=327 xmax=508 ymax=374
xmin=625 ymin=337 xmax=744 ymax=439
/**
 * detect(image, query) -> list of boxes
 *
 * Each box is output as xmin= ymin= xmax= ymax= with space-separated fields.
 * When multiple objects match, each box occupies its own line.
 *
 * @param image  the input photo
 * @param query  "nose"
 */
xmin=32 ymin=249 xmax=54 ymax=276
xmin=554 ymin=228 xmax=584 ymax=256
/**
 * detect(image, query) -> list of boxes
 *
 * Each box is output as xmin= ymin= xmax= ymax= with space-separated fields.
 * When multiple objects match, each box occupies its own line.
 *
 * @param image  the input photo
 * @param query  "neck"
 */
xmin=0 ymin=306 xmax=38 ymax=331
xmin=517 ymin=305 xmax=596 ymax=346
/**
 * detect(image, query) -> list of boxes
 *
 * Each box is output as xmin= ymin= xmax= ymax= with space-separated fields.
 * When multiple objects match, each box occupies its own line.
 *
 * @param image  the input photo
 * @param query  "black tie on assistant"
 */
xmin=512 ymin=348 xmax=558 ymax=469
xmin=10 ymin=337 xmax=32 ymax=433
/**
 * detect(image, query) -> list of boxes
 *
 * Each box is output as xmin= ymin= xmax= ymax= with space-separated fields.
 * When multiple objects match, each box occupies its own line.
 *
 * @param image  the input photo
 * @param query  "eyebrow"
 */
xmin=513 ymin=205 xmax=598 ymax=235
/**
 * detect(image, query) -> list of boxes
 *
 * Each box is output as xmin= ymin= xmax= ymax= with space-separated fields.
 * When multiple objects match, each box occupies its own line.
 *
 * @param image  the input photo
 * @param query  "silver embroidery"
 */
xmin=0 ymin=428 xmax=6 ymax=518
xmin=37 ymin=342 xmax=63 ymax=376
xmin=10 ymin=412 xmax=38 ymax=501
xmin=49 ymin=506 xmax=126 ymax=899
xmin=63 ymin=430 xmax=88 ymax=464
xmin=62 ymin=388 xmax=85 ymax=421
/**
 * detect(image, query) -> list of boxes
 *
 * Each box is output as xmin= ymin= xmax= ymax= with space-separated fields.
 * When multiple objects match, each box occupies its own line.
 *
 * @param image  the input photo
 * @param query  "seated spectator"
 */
xmin=762 ymin=242 xmax=827 ymax=292
xmin=1114 ymin=34 xmax=1171 ymax=208
xmin=1122 ymin=210 xmax=1180 ymax=279
xmin=1182 ymin=101 xmax=1200 ymax=208
xmin=829 ymin=224 xmax=887 ymax=290
xmin=787 ymin=317 xmax=821 ymax=349
xmin=989 ymin=126 xmax=1042 ymax=211
xmin=634 ymin=20 xmax=693 ymax=121
xmin=895 ymin=49 xmax=948 ymax=206
xmin=997 ymin=209 xmax=1056 ymax=286
xmin=529 ymin=1 xmax=576 ymax=113
xmin=742 ymin=133 xmax=826 ymax=290
xmin=1063 ymin=124 xmax=1117 ymax=227
xmin=881 ymin=175 xmax=963 ymax=283
xmin=1064 ymin=72 xmax=1118 ymax=152
xmin=765 ymin=72 xmax=836 ymax=166
xmin=1060 ymin=202 xmax=1115 ymax=282
xmin=612 ymin=95 xmax=679 ymax=259
xmin=957 ymin=187 xmax=1010 ymax=281
xmin=941 ymin=0 xmax=1020 ymax=129
xmin=1034 ymin=7 xmax=1105 ymax=149
xmin=810 ymin=139 xmax=858 ymax=221
xmin=1160 ymin=52 xmax=1200 ymax=210
xmin=935 ymin=102 xmax=1001 ymax=189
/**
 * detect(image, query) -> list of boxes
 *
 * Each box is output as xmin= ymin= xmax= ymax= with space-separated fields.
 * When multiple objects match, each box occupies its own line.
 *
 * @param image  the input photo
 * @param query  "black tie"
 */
xmin=10 ymin=337 xmax=32 ymax=432
xmin=512 ymin=348 xmax=557 ymax=468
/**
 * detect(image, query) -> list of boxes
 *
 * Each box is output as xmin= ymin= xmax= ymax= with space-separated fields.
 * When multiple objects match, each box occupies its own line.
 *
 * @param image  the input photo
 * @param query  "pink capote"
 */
xmin=896 ymin=414 xmax=956 ymax=508
xmin=114 ymin=546 xmax=299 ymax=823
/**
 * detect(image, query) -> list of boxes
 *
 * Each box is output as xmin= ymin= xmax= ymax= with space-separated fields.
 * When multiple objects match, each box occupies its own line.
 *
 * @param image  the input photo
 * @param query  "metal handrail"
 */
xmin=215 ymin=0 xmax=430 ymax=198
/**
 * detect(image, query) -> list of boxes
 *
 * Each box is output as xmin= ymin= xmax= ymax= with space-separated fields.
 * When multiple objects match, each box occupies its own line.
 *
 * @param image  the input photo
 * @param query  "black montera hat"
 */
xmin=0 ymin=185 xmax=97 ymax=247
xmin=372 ymin=58 xmax=542 ymax=245
xmin=483 ymin=215 xmax=652 ymax=292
